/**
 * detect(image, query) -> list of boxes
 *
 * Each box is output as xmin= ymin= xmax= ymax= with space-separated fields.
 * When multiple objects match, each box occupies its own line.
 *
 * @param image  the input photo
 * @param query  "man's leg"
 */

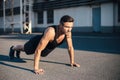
xmin=9 ymin=46 xmax=15 ymax=59
xmin=16 ymin=51 xmax=21 ymax=58
xmin=9 ymin=45 xmax=24 ymax=59
xmin=13 ymin=45 xmax=24 ymax=51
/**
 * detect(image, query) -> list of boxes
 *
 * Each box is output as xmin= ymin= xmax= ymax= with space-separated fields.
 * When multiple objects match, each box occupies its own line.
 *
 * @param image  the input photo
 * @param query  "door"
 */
xmin=92 ymin=7 xmax=101 ymax=32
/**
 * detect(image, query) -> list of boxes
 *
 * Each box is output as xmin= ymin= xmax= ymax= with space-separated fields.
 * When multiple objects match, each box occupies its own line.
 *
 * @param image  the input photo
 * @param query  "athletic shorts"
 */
xmin=24 ymin=35 xmax=41 ymax=55
xmin=24 ymin=35 xmax=55 ymax=57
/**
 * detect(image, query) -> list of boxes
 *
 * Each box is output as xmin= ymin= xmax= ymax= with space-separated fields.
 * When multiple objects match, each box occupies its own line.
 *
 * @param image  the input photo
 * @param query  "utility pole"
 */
xmin=3 ymin=0 xmax=6 ymax=32
xmin=11 ymin=0 xmax=14 ymax=33
xmin=20 ymin=0 xmax=23 ymax=34
xmin=23 ymin=0 xmax=32 ymax=34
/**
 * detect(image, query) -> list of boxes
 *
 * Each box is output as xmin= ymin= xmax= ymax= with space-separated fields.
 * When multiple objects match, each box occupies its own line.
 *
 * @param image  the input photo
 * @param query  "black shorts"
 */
xmin=24 ymin=35 xmax=42 ymax=55
xmin=24 ymin=35 xmax=55 ymax=57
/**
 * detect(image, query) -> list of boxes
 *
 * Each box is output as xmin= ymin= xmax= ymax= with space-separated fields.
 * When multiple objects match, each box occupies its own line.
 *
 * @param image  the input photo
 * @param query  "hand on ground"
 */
xmin=34 ymin=68 xmax=45 ymax=74
xmin=71 ymin=63 xmax=80 ymax=67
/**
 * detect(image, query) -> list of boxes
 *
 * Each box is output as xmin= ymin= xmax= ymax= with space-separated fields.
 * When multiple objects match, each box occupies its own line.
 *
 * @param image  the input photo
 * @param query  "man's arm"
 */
xmin=66 ymin=32 xmax=80 ymax=67
xmin=34 ymin=27 xmax=55 ymax=74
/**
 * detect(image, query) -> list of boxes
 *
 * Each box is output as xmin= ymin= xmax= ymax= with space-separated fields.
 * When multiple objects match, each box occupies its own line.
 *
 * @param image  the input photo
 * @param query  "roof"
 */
xmin=33 ymin=0 xmax=113 ymax=12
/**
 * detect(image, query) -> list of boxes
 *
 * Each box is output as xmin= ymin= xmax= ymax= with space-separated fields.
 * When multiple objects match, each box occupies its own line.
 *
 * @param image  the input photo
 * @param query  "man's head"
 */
xmin=59 ymin=15 xmax=74 ymax=34
xmin=60 ymin=15 xmax=74 ymax=25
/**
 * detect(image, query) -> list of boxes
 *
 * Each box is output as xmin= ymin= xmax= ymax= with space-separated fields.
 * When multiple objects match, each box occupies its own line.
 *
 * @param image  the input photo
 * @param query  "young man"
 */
xmin=9 ymin=15 xmax=80 ymax=74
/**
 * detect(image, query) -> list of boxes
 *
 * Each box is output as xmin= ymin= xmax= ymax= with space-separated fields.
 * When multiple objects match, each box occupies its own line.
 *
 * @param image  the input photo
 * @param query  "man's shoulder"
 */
xmin=44 ymin=25 xmax=56 ymax=34
xmin=47 ymin=25 xmax=58 ymax=32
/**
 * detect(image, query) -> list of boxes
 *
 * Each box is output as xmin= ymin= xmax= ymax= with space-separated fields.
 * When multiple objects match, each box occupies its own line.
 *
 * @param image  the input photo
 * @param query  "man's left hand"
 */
xmin=71 ymin=63 xmax=80 ymax=67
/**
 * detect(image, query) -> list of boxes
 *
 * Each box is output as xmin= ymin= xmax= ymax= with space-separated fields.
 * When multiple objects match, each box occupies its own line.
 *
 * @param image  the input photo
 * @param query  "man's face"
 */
xmin=62 ymin=22 xmax=73 ymax=34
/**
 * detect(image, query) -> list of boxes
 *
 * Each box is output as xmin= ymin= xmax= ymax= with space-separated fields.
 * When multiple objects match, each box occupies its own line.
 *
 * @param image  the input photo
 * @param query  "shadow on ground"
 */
xmin=0 ymin=54 xmax=70 ymax=73
xmin=0 ymin=54 xmax=34 ymax=73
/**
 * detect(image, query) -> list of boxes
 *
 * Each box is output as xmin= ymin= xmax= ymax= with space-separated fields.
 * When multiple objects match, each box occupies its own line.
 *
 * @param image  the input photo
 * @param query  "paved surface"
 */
xmin=0 ymin=33 xmax=120 ymax=80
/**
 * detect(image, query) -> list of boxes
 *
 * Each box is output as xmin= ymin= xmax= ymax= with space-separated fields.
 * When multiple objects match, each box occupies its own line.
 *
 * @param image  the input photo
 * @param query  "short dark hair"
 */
xmin=60 ymin=15 xmax=74 ymax=24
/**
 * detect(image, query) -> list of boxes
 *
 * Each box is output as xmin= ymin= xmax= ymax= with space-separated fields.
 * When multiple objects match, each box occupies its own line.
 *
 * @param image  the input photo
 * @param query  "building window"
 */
xmin=118 ymin=2 xmax=120 ymax=22
xmin=47 ymin=9 xmax=54 ymax=24
xmin=37 ymin=11 xmax=43 ymax=24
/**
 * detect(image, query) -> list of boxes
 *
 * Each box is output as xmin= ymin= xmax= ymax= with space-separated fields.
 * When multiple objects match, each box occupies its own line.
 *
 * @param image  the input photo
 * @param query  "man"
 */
xmin=9 ymin=15 xmax=80 ymax=74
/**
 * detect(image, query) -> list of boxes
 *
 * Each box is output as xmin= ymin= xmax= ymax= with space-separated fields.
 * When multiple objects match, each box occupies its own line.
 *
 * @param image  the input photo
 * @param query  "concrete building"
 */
xmin=0 ymin=0 xmax=119 ymax=34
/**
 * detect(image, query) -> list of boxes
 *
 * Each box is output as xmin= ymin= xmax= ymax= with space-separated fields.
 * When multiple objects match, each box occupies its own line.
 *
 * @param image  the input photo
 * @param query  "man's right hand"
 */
xmin=34 ymin=69 xmax=45 ymax=74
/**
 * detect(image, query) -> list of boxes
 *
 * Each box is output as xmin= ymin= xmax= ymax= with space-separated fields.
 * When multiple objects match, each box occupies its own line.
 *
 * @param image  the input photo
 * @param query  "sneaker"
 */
xmin=9 ymin=46 xmax=15 ymax=60
xmin=16 ymin=51 xmax=21 ymax=59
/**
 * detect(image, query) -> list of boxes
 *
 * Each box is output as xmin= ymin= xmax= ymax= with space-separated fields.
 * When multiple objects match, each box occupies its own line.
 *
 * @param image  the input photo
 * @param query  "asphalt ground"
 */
xmin=0 ymin=33 xmax=120 ymax=80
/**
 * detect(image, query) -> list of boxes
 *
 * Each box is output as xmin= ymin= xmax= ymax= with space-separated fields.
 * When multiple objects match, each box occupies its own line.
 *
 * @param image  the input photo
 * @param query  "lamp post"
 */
xmin=3 ymin=0 xmax=6 ymax=32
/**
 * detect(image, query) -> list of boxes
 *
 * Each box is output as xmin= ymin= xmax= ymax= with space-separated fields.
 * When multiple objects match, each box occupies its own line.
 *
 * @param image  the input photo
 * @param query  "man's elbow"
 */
xmin=68 ymin=46 xmax=74 ymax=51
xmin=35 ymin=49 xmax=42 ymax=55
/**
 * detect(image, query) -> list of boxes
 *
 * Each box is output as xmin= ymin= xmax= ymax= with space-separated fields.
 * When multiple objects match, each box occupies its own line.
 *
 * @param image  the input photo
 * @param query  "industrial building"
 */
xmin=0 ymin=0 xmax=119 ymax=34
